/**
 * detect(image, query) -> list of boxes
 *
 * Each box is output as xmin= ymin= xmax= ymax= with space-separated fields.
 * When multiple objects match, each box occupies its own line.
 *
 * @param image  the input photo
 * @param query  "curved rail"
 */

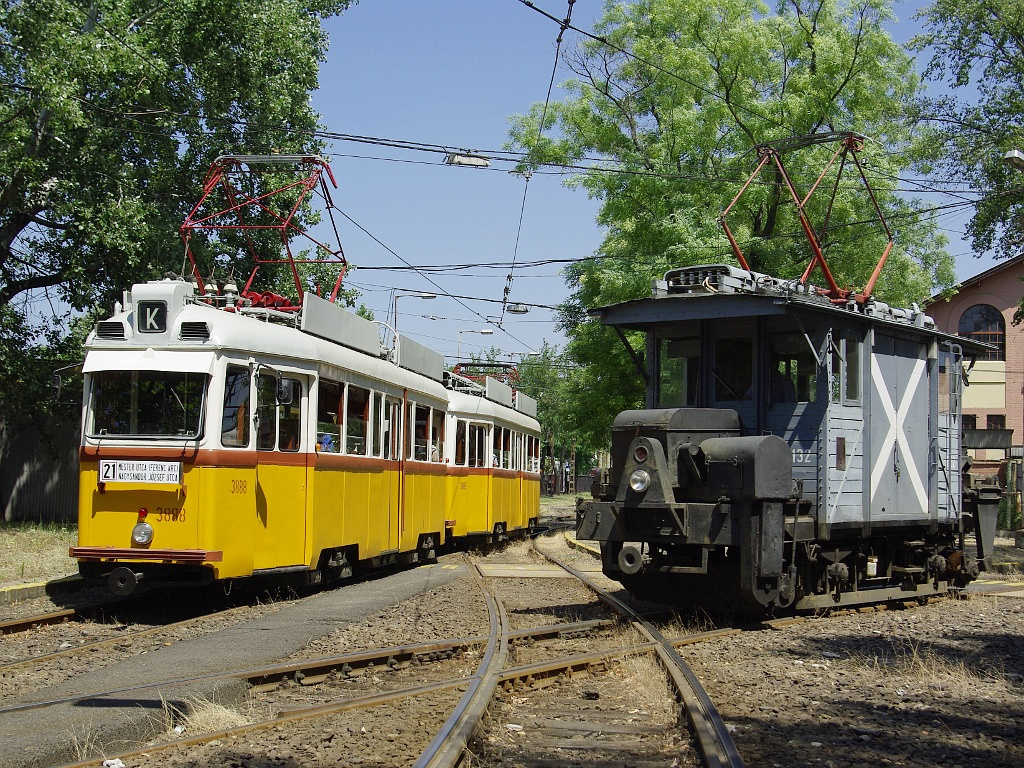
xmin=537 ymin=537 xmax=746 ymax=768
xmin=412 ymin=560 xmax=508 ymax=768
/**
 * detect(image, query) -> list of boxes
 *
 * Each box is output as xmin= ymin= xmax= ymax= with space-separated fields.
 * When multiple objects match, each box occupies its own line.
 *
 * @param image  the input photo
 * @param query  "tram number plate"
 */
xmin=99 ymin=460 xmax=181 ymax=484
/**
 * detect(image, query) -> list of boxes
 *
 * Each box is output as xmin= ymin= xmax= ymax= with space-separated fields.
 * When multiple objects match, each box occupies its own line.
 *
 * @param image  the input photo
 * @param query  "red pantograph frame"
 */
xmin=719 ymin=132 xmax=894 ymax=303
xmin=180 ymin=155 xmax=348 ymax=309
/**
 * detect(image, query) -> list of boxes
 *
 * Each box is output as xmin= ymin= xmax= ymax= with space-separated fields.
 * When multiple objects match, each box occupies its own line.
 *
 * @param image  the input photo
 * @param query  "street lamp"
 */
xmin=457 ymin=328 xmax=494 ymax=364
xmin=393 ymin=292 xmax=436 ymax=332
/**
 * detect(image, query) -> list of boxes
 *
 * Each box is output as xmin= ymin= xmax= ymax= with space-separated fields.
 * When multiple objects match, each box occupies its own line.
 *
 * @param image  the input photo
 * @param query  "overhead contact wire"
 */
xmin=502 ymin=1 xmax=575 ymax=325
xmin=335 ymin=208 xmax=535 ymax=351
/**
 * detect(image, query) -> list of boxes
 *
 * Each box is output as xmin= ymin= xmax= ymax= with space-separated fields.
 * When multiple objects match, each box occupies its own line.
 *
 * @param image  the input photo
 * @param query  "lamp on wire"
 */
xmin=1004 ymin=150 xmax=1024 ymax=171
xmin=445 ymin=152 xmax=490 ymax=168
xmin=457 ymin=328 xmax=494 ymax=365
xmin=393 ymin=292 xmax=436 ymax=332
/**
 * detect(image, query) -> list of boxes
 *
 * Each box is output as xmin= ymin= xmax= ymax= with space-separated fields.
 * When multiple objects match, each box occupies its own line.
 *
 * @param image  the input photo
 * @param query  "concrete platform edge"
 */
xmin=0 ymin=575 xmax=83 ymax=605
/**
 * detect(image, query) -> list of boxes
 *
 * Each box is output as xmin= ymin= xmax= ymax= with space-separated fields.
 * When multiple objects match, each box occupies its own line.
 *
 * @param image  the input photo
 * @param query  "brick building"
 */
xmin=926 ymin=256 xmax=1024 ymax=467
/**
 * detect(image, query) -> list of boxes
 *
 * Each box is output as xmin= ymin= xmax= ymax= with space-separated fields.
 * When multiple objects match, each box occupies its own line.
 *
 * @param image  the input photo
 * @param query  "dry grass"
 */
xmin=601 ymin=623 xmax=676 ymax=720
xmin=853 ymin=638 xmax=1002 ymax=693
xmin=161 ymin=694 xmax=267 ymax=739
xmin=986 ymin=564 xmax=1024 ymax=581
xmin=539 ymin=494 xmax=579 ymax=510
xmin=659 ymin=609 xmax=718 ymax=638
xmin=68 ymin=723 xmax=104 ymax=763
xmin=0 ymin=522 xmax=77 ymax=583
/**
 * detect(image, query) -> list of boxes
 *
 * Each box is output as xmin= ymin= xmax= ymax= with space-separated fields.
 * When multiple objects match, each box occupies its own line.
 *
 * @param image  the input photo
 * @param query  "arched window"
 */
xmin=958 ymin=304 xmax=1005 ymax=361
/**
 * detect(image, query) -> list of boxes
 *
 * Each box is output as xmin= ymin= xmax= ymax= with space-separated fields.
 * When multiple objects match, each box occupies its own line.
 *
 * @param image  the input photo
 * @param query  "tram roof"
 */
xmin=590 ymin=264 xmax=993 ymax=355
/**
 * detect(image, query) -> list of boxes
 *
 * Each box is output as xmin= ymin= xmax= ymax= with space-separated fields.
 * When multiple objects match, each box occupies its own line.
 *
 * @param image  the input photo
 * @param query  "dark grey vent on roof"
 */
xmin=663 ymin=265 xmax=732 ymax=291
xmin=95 ymin=321 xmax=126 ymax=339
xmin=179 ymin=322 xmax=210 ymax=340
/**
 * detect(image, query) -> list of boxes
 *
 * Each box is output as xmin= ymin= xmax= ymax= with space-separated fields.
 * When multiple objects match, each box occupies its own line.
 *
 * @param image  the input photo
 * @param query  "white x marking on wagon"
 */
xmin=870 ymin=355 xmax=928 ymax=513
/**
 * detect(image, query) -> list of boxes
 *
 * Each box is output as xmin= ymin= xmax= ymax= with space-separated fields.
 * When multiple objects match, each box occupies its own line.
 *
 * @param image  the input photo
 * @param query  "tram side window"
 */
xmin=468 ymin=423 xmax=490 ymax=467
xmin=455 ymin=419 xmax=467 ymax=465
xmin=482 ymin=425 xmax=492 ymax=468
xmin=468 ymin=423 xmax=481 ymax=467
xmin=770 ymin=332 xmax=816 ymax=404
xmin=221 ymin=365 xmax=250 ymax=447
xmin=256 ymin=374 xmax=277 ymax=451
xmin=713 ymin=337 xmax=752 ymax=402
xmin=316 ymin=380 xmax=342 ymax=453
xmin=501 ymin=428 xmax=512 ymax=469
xmin=845 ymin=337 xmax=860 ymax=401
xmin=830 ymin=331 xmax=862 ymax=404
xmin=412 ymin=404 xmax=429 ymax=461
xmin=277 ymin=379 xmax=302 ymax=452
xmin=370 ymin=392 xmax=383 ymax=457
xmin=380 ymin=396 xmax=402 ymax=459
xmin=658 ymin=337 xmax=701 ymax=407
xmin=431 ymin=411 xmax=445 ymax=462
xmin=346 ymin=385 xmax=369 ymax=455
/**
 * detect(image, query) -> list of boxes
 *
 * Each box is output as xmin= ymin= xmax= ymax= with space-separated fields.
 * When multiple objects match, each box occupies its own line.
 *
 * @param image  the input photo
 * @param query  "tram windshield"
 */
xmin=88 ymin=370 xmax=208 ymax=439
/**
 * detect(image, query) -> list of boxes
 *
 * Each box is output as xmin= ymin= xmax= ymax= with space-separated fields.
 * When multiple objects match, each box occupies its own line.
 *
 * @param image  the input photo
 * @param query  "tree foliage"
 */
xmin=513 ymin=343 xmax=610 ymax=474
xmin=509 ymin=0 xmax=953 ymax=444
xmin=912 ymin=0 xmax=1024 ymax=265
xmin=0 ymin=0 xmax=355 ymax=426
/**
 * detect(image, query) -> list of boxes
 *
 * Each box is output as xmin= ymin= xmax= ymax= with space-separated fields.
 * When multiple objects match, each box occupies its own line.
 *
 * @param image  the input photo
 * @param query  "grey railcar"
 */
xmin=577 ymin=264 xmax=991 ymax=613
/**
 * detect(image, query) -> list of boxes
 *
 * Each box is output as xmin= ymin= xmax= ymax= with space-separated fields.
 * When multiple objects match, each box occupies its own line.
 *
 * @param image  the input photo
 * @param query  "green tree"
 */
xmin=0 ymin=0 xmax=356 ymax=425
xmin=912 ymin=0 xmax=1024 ymax=257
xmin=509 ymin=0 xmax=952 ymax=441
xmin=514 ymin=343 xmax=610 ymax=480
xmin=911 ymin=1 xmax=1024 ymax=311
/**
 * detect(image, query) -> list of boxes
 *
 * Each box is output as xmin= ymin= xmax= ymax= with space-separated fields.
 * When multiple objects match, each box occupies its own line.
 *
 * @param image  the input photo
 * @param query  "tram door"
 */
xmin=869 ymin=334 xmax=929 ymax=521
xmin=253 ymin=372 xmax=308 ymax=570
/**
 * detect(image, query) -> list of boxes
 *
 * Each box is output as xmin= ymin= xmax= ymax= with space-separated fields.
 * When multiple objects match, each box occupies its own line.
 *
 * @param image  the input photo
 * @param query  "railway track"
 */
xmin=471 ymin=533 xmax=743 ymax=768
xmin=0 ymin=598 xmax=137 ymax=636
xmin=10 ymin=533 xmax=1015 ymax=768
xmin=19 ymin=543 xmax=737 ymax=768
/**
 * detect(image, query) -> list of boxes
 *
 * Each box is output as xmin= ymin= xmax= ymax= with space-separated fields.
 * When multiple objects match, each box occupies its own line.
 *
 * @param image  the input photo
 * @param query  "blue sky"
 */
xmin=310 ymin=0 xmax=994 ymax=362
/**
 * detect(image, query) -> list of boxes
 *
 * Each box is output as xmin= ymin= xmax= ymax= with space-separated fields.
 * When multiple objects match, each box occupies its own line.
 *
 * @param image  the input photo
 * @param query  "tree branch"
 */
xmin=0 ymin=270 xmax=67 ymax=310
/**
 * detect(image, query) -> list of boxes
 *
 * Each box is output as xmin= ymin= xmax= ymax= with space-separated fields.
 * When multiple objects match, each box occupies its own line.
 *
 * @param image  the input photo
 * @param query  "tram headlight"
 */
xmin=131 ymin=522 xmax=154 ymax=545
xmin=628 ymin=469 xmax=651 ymax=493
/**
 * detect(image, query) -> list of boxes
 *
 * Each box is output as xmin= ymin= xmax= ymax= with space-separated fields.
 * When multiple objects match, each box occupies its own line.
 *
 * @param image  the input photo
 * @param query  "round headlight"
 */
xmin=629 ymin=469 xmax=651 ymax=492
xmin=131 ymin=522 xmax=154 ymax=545
xmin=633 ymin=445 xmax=649 ymax=463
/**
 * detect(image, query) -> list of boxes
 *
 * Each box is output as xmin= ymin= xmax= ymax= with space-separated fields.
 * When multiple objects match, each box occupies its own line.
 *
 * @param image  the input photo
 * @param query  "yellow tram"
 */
xmin=72 ymin=279 xmax=541 ymax=594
